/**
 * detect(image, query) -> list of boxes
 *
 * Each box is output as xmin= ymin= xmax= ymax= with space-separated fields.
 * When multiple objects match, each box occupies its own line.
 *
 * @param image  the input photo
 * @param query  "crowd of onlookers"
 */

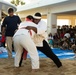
xmin=48 ymin=25 xmax=76 ymax=52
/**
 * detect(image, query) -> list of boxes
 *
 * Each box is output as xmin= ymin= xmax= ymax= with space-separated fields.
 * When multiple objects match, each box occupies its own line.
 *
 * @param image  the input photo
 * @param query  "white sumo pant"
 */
xmin=13 ymin=34 xmax=39 ymax=69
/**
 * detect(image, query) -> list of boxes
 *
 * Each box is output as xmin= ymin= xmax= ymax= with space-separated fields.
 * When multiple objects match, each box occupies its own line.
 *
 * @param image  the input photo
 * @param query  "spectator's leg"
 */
xmin=6 ymin=37 xmax=13 ymax=58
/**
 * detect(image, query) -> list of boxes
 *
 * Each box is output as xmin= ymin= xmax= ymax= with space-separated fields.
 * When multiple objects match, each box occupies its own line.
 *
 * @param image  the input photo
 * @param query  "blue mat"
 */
xmin=0 ymin=48 xmax=75 ymax=59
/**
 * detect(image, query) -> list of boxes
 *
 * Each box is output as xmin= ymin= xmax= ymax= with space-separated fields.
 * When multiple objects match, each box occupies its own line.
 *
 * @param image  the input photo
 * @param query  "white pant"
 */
xmin=13 ymin=34 xmax=39 ymax=69
xmin=6 ymin=37 xmax=13 ymax=57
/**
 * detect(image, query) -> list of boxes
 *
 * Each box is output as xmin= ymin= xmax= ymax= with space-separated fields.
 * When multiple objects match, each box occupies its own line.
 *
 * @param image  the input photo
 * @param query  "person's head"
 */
xmin=26 ymin=15 xmax=34 ymax=22
xmin=33 ymin=12 xmax=41 ymax=24
xmin=48 ymin=33 xmax=52 ymax=37
xmin=8 ymin=8 xmax=14 ymax=16
xmin=70 ymin=25 xmax=72 ymax=28
xmin=66 ymin=30 xmax=69 ymax=33
xmin=58 ymin=26 xmax=60 ymax=29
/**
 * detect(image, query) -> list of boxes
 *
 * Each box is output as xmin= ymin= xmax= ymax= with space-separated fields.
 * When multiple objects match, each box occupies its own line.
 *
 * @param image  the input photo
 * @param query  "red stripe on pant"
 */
xmin=23 ymin=49 xmax=28 ymax=60
xmin=22 ymin=30 xmax=32 ymax=59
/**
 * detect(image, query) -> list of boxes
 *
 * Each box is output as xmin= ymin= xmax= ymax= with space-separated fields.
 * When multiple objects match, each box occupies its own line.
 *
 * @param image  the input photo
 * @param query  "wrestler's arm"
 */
xmin=19 ymin=22 xmax=37 ymax=33
xmin=26 ymin=26 xmax=37 ymax=33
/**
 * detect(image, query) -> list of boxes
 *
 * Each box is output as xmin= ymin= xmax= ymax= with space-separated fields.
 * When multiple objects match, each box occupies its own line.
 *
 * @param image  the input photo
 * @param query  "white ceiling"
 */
xmin=17 ymin=0 xmax=68 ymax=12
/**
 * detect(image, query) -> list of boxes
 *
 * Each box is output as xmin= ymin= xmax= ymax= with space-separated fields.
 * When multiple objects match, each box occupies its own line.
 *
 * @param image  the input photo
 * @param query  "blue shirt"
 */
xmin=2 ymin=15 xmax=21 ymax=36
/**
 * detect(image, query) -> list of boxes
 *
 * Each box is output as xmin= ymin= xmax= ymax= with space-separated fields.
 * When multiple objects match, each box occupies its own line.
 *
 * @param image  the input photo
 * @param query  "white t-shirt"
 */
xmin=48 ymin=36 xmax=53 ymax=40
xmin=14 ymin=21 xmax=37 ymax=37
xmin=18 ymin=21 xmax=37 ymax=29
xmin=32 ymin=20 xmax=48 ymax=46
xmin=37 ymin=20 xmax=47 ymax=34
xmin=64 ymin=33 xmax=70 ymax=38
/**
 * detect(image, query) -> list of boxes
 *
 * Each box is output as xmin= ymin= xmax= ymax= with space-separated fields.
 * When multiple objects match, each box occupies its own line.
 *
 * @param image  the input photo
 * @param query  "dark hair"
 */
xmin=34 ymin=12 xmax=41 ymax=17
xmin=66 ymin=30 xmax=69 ymax=33
xmin=26 ymin=15 xmax=34 ymax=20
xmin=8 ymin=8 xmax=14 ymax=13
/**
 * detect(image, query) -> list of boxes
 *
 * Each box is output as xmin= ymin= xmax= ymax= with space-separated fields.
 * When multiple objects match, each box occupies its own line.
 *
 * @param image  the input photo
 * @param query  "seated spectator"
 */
xmin=57 ymin=26 xmax=61 ymax=34
xmin=53 ymin=33 xmax=60 ymax=40
xmin=60 ymin=30 xmax=64 ymax=39
xmin=64 ymin=31 xmax=70 ymax=39
xmin=62 ymin=40 xmax=69 ymax=50
xmin=71 ymin=37 xmax=76 ymax=58
xmin=53 ymin=33 xmax=60 ymax=47
xmin=69 ymin=25 xmax=72 ymax=31
xmin=60 ymin=36 xmax=69 ymax=50
xmin=0 ymin=33 xmax=5 ymax=47
xmin=48 ymin=33 xmax=54 ymax=48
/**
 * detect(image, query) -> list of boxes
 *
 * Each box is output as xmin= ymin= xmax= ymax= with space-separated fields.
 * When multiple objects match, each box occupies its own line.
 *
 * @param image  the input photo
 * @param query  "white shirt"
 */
xmin=64 ymin=33 xmax=70 ymax=38
xmin=48 ymin=36 xmax=53 ymax=40
xmin=14 ymin=21 xmax=37 ymax=37
xmin=32 ymin=20 xmax=48 ymax=47
xmin=37 ymin=20 xmax=48 ymax=40
xmin=19 ymin=21 xmax=37 ymax=29
xmin=37 ymin=20 xmax=47 ymax=34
